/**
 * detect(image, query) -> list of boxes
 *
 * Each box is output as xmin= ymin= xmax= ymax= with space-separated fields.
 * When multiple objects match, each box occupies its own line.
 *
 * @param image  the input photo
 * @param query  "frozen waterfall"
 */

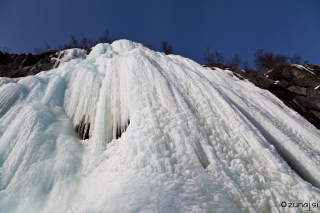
xmin=1 ymin=40 xmax=320 ymax=212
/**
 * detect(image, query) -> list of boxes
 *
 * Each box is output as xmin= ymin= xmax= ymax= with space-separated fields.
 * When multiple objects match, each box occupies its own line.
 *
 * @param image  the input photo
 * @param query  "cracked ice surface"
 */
xmin=1 ymin=40 xmax=320 ymax=212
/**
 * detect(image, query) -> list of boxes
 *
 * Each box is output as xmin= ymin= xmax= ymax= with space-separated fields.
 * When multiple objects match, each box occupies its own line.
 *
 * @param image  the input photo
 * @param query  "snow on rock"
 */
xmin=292 ymin=64 xmax=315 ymax=74
xmin=1 ymin=40 xmax=320 ymax=212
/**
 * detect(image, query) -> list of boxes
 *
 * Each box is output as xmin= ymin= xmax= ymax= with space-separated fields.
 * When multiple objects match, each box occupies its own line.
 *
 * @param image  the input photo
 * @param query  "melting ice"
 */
xmin=1 ymin=40 xmax=320 ymax=212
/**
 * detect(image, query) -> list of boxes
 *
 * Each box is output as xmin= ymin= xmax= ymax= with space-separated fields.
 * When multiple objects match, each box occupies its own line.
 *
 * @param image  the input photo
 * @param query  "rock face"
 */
xmin=266 ymin=64 xmax=320 ymax=129
xmin=205 ymin=64 xmax=320 ymax=129
xmin=0 ymin=50 xmax=59 ymax=78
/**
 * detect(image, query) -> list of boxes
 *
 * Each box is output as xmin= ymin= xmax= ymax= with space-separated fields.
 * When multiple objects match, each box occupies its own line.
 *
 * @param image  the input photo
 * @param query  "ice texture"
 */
xmin=0 ymin=77 xmax=20 ymax=87
xmin=1 ymin=40 xmax=320 ymax=212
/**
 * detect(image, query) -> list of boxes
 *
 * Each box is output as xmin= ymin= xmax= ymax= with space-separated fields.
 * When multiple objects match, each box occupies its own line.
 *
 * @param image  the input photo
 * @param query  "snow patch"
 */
xmin=292 ymin=64 xmax=315 ymax=74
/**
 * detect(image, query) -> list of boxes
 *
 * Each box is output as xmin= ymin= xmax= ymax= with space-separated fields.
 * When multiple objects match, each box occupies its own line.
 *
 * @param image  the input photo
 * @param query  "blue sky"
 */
xmin=1 ymin=0 xmax=319 ymax=67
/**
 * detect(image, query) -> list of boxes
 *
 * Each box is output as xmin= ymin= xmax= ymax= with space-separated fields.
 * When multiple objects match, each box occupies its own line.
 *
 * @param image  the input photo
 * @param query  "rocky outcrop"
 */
xmin=266 ymin=64 xmax=320 ymax=128
xmin=203 ymin=64 xmax=276 ymax=89
xmin=0 ymin=50 xmax=59 ymax=78
xmin=205 ymin=64 xmax=320 ymax=129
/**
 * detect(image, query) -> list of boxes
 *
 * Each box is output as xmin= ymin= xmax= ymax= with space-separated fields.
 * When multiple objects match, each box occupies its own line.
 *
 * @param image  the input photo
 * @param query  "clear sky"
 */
xmin=1 ymin=0 xmax=319 ymax=67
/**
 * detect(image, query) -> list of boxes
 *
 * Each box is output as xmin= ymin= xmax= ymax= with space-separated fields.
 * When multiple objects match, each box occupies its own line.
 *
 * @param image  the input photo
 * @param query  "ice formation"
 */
xmin=1 ymin=40 xmax=320 ymax=212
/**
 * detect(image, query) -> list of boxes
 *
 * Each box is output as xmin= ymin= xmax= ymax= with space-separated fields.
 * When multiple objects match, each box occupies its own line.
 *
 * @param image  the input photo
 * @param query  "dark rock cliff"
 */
xmin=205 ymin=64 xmax=320 ymax=129
xmin=266 ymin=64 xmax=320 ymax=129
xmin=0 ymin=50 xmax=59 ymax=78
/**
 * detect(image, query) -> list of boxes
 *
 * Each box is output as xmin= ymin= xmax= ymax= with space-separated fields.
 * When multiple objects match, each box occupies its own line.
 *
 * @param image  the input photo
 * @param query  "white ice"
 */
xmin=0 ymin=77 xmax=21 ymax=87
xmin=1 ymin=40 xmax=320 ymax=213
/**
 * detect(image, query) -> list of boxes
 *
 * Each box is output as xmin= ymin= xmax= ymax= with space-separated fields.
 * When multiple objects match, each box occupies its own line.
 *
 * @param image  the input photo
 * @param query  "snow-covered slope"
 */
xmin=1 ymin=40 xmax=320 ymax=212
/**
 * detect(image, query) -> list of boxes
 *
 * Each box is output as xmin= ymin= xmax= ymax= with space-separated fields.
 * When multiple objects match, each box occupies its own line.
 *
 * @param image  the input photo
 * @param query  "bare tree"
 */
xmin=33 ymin=47 xmax=43 ymax=54
xmin=57 ymin=28 xmax=117 ymax=50
xmin=254 ymin=49 xmax=311 ymax=72
xmin=80 ymin=33 xmax=93 ymax=48
xmin=303 ymin=60 xmax=310 ymax=66
xmin=242 ymin=61 xmax=250 ymax=70
xmin=0 ymin=46 xmax=10 ymax=53
xmin=215 ymin=51 xmax=225 ymax=65
xmin=57 ymin=28 xmax=116 ymax=49
xmin=289 ymin=54 xmax=301 ymax=64
xmin=70 ymin=35 xmax=79 ymax=48
xmin=44 ymin=42 xmax=51 ymax=51
xmin=254 ymin=49 xmax=272 ymax=72
xmin=203 ymin=47 xmax=214 ymax=64
xmin=34 ymin=42 xmax=52 ymax=54
xmin=61 ymin=34 xmax=83 ymax=49
xmin=160 ymin=41 xmax=173 ymax=55
xmin=254 ymin=49 xmax=288 ymax=73
xmin=97 ymin=29 xmax=113 ymax=44
xmin=274 ymin=53 xmax=287 ymax=67
xmin=227 ymin=54 xmax=242 ymax=69
xmin=203 ymin=46 xmax=225 ymax=65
